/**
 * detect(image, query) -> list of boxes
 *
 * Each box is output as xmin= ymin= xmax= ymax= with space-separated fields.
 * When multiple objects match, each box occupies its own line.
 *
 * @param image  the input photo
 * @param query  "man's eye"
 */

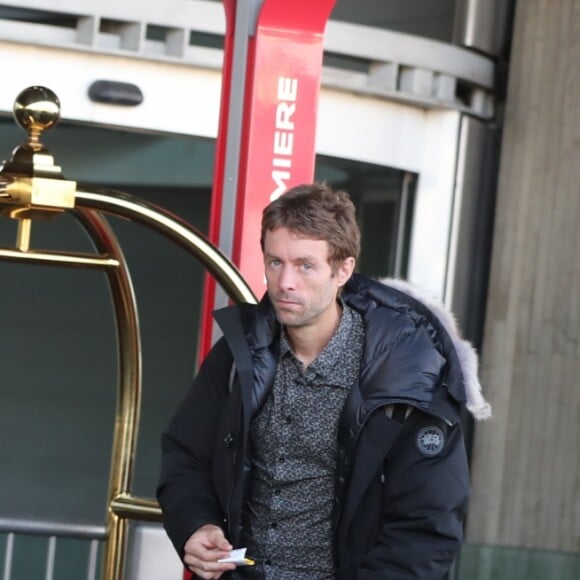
xmin=300 ymin=263 xmax=313 ymax=271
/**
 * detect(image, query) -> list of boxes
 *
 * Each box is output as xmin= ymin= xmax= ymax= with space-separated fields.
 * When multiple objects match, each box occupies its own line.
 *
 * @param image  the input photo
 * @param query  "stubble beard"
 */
xmin=273 ymin=298 xmax=331 ymax=329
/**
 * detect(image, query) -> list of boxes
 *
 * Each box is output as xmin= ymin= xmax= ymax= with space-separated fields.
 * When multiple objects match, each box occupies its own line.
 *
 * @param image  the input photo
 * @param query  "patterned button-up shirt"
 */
xmin=239 ymin=303 xmax=364 ymax=579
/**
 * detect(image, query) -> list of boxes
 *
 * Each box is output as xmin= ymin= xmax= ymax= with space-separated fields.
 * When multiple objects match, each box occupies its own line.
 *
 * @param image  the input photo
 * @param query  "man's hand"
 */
xmin=183 ymin=524 xmax=237 ymax=579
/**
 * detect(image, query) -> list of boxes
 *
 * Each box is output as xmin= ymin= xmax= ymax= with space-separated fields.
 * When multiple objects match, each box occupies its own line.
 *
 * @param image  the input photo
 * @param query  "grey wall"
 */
xmin=465 ymin=0 xmax=580 ymax=571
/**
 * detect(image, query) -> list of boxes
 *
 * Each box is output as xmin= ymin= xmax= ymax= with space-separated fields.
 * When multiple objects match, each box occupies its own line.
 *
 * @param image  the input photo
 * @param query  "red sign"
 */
xmin=232 ymin=0 xmax=336 ymax=293
xmin=184 ymin=3 xmax=336 ymax=576
xmin=198 ymin=0 xmax=335 ymax=358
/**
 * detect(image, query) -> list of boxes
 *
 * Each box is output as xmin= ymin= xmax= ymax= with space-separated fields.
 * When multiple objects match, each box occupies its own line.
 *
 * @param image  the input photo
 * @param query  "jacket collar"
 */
xmin=343 ymin=274 xmax=490 ymax=420
xmin=216 ymin=273 xmax=490 ymax=421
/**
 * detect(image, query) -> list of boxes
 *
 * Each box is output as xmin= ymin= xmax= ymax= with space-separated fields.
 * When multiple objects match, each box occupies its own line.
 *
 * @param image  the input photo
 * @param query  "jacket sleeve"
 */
xmin=156 ymin=337 xmax=234 ymax=559
xmin=357 ymin=322 xmax=470 ymax=580
xmin=357 ymin=411 xmax=469 ymax=580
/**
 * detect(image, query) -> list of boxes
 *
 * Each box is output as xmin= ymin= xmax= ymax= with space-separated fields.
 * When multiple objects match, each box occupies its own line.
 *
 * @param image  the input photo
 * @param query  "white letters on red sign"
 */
xmin=271 ymin=76 xmax=298 ymax=201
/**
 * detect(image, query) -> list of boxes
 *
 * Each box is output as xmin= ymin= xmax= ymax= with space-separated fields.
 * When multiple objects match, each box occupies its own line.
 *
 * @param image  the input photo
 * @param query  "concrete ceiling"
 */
xmin=0 ymin=1 xmax=458 ymax=43
xmin=330 ymin=0 xmax=457 ymax=42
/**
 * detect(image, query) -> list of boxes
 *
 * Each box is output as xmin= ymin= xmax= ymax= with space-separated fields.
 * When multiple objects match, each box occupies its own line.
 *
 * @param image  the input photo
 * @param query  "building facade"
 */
xmin=1 ymin=1 xmax=578 ymax=579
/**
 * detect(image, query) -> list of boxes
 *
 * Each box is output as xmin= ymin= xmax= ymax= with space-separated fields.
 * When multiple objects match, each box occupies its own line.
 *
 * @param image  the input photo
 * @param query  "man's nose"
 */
xmin=278 ymin=265 xmax=297 ymax=290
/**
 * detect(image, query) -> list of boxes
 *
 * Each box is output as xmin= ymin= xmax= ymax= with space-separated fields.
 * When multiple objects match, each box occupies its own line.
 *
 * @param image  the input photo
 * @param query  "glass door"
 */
xmin=316 ymin=154 xmax=416 ymax=280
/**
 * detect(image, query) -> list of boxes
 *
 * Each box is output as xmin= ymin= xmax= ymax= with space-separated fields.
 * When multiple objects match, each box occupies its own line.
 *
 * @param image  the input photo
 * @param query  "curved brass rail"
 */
xmin=76 ymin=186 xmax=256 ymax=305
xmin=74 ymin=187 xmax=257 ymax=580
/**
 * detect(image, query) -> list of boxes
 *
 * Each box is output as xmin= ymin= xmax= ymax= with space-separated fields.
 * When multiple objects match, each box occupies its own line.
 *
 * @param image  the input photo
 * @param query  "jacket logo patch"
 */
xmin=416 ymin=425 xmax=445 ymax=456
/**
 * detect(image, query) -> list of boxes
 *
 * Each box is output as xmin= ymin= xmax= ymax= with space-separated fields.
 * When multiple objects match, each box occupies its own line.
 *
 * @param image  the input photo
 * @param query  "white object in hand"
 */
xmin=218 ymin=547 xmax=255 ymax=566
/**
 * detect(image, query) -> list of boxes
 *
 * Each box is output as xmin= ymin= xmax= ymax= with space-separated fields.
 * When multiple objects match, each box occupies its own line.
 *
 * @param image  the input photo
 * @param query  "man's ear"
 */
xmin=336 ymin=257 xmax=356 ymax=288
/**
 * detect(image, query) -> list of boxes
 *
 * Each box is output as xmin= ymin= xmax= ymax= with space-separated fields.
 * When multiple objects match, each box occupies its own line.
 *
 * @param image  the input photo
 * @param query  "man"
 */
xmin=157 ymin=182 xmax=491 ymax=579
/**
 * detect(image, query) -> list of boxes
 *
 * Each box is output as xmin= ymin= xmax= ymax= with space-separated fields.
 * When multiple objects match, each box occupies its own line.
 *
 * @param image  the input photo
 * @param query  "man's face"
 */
xmin=263 ymin=227 xmax=354 ymax=328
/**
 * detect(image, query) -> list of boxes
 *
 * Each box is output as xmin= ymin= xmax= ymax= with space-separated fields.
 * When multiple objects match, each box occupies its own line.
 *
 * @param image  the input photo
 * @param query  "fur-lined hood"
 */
xmin=379 ymin=277 xmax=491 ymax=420
xmin=342 ymin=274 xmax=491 ymax=421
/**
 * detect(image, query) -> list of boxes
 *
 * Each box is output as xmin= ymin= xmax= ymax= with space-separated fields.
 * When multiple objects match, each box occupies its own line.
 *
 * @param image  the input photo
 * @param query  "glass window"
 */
xmin=316 ymin=154 xmax=416 ymax=279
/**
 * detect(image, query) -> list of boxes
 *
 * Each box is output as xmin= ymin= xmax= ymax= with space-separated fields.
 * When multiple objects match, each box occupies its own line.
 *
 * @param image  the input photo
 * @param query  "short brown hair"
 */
xmin=260 ymin=182 xmax=361 ymax=267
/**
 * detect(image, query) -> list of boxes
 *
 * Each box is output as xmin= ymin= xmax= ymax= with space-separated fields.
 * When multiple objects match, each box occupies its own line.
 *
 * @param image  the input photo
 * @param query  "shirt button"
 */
xmin=279 ymin=456 xmax=285 ymax=463
xmin=285 ymin=415 xmax=292 ymax=423
xmin=274 ymin=488 xmax=281 ymax=495
xmin=271 ymin=522 xmax=278 ymax=529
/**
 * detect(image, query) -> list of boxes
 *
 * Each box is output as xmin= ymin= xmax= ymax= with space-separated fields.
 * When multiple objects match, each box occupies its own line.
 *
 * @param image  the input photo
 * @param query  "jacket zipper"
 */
xmin=353 ymin=400 xmax=455 ymax=448
xmin=378 ymin=398 xmax=456 ymax=427
xmin=225 ymin=408 xmax=242 ymax=540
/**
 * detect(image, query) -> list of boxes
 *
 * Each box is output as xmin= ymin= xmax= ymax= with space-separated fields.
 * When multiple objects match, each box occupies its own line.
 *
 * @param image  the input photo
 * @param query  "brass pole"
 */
xmin=74 ymin=208 xmax=142 ymax=580
xmin=71 ymin=190 xmax=257 ymax=579
xmin=0 ymin=247 xmax=119 ymax=269
xmin=16 ymin=218 xmax=32 ymax=251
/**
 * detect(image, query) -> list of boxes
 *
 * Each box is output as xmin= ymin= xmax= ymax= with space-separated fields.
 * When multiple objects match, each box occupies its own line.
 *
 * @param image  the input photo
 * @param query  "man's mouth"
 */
xmin=275 ymin=295 xmax=302 ymax=307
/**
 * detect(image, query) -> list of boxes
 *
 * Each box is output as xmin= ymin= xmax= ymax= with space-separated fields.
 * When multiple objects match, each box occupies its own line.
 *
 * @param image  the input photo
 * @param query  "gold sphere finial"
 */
xmin=13 ymin=86 xmax=61 ymax=145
